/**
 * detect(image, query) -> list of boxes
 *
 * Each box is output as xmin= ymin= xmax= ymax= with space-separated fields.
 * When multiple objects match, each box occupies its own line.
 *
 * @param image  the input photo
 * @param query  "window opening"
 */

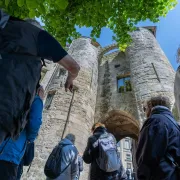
xmin=126 ymin=154 xmax=131 ymax=161
xmin=117 ymin=75 xmax=132 ymax=93
xmin=124 ymin=140 xmax=130 ymax=149
xmin=127 ymin=163 xmax=131 ymax=169
xmin=44 ymin=91 xmax=56 ymax=109
xmin=114 ymin=64 xmax=120 ymax=68
xmin=40 ymin=68 xmax=48 ymax=82
xmin=57 ymin=68 xmax=66 ymax=78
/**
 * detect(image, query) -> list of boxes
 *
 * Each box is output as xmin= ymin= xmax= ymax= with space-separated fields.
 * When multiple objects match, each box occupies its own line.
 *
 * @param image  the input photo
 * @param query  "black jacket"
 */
xmin=136 ymin=106 xmax=180 ymax=180
xmin=83 ymin=127 xmax=120 ymax=180
xmin=0 ymin=11 xmax=42 ymax=142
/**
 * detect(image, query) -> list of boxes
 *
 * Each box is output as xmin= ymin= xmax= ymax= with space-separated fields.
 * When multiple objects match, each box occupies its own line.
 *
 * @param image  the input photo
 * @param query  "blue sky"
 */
xmin=76 ymin=1 xmax=180 ymax=70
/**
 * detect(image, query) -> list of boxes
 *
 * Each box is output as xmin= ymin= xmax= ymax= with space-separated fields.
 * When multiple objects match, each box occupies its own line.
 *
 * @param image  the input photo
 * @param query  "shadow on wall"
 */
xmin=99 ymin=110 xmax=140 ymax=141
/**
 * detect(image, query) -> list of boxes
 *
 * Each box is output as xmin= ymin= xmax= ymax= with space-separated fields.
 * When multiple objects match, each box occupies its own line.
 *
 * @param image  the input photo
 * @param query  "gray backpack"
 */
xmin=96 ymin=133 xmax=120 ymax=172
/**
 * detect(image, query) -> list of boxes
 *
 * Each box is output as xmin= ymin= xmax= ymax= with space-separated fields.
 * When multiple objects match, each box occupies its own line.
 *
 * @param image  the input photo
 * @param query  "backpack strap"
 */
xmin=158 ymin=114 xmax=180 ymax=168
xmin=58 ymin=144 xmax=76 ymax=175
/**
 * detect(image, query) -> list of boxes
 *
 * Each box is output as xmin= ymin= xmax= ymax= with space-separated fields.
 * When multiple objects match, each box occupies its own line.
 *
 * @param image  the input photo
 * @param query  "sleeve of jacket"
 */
xmin=71 ymin=150 xmax=79 ymax=180
xmin=78 ymin=155 xmax=83 ymax=172
xmin=136 ymin=117 xmax=168 ymax=180
xmin=83 ymin=137 xmax=94 ymax=164
xmin=26 ymin=96 xmax=43 ymax=142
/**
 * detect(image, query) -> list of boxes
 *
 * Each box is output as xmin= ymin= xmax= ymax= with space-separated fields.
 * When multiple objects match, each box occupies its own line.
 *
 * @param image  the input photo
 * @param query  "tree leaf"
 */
xmin=26 ymin=0 xmax=37 ymax=9
xmin=56 ymin=0 xmax=69 ymax=10
xmin=17 ymin=0 xmax=25 ymax=7
xmin=38 ymin=5 xmax=46 ymax=14
xmin=5 ymin=0 xmax=10 ymax=6
xmin=29 ymin=10 xmax=36 ymax=18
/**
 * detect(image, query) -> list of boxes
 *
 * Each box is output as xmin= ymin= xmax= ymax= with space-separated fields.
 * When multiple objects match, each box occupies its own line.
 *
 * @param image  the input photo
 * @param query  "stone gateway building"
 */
xmin=23 ymin=26 xmax=175 ymax=180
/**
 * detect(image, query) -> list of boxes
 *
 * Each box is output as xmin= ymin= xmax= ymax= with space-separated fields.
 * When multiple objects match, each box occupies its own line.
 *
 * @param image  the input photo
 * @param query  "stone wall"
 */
xmin=22 ymin=28 xmax=176 ymax=179
xmin=95 ymin=50 xmax=138 ymax=122
xmin=126 ymin=28 xmax=175 ymax=124
xmin=24 ymin=38 xmax=99 ymax=180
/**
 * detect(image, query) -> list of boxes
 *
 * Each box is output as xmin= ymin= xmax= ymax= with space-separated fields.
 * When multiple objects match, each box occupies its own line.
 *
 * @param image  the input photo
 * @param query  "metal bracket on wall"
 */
xmin=61 ymin=86 xmax=79 ymax=140
xmin=151 ymin=63 xmax=161 ymax=83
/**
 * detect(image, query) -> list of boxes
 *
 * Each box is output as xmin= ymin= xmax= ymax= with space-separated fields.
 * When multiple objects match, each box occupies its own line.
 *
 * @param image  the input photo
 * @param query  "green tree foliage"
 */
xmin=119 ymin=86 xmax=125 ymax=93
xmin=125 ymin=80 xmax=132 ymax=92
xmin=119 ymin=79 xmax=132 ymax=93
xmin=0 ymin=0 xmax=177 ymax=48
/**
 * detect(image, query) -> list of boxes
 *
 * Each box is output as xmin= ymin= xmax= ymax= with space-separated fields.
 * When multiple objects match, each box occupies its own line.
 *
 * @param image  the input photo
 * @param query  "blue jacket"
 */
xmin=136 ymin=106 xmax=180 ymax=180
xmin=0 ymin=95 xmax=43 ymax=165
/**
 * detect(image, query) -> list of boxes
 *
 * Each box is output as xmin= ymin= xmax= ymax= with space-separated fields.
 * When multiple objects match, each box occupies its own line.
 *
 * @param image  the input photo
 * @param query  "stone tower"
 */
xmin=24 ymin=27 xmax=175 ymax=180
xmin=23 ymin=38 xmax=100 ymax=180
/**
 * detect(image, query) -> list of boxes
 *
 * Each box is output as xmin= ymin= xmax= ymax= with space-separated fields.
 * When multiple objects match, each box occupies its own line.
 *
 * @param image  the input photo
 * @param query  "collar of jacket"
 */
xmin=141 ymin=106 xmax=171 ymax=132
xmin=151 ymin=105 xmax=170 ymax=115
xmin=93 ymin=126 xmax=107 ymax=134
xmin=60 ymin=138 xmax=74 ymax=145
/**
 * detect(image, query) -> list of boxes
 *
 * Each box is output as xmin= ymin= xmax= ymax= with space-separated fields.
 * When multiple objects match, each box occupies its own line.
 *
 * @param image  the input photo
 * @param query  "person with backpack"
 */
xmin=126 ymin=169 xmax=130 ymax=180
xmin=83 ymin=122 xmax=124 ymax=180
xmin=0 ymin=9 xmax=80 ymax=145
xmin=76 ymin=154 xmax=83 ymax=180
xmin=0 ymin=85 xmax=44 ymax=180
xmin=45 ymin=133 xmax=79 ymax=180
xmin=136 ymin=96 xmax=180 ymax=180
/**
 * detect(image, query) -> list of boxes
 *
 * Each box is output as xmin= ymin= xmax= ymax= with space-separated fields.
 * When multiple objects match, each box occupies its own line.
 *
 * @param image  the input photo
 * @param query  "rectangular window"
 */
xmin=127 ymin=163 xmax=131 ymax=169
xmin=44 ymin=91 xmax=56 ymax=109
xmin=114 ymin=64 xmax=120 ymax=68
xmin=126 ymin=154 xmax=131 ymax=161
xmin=40 ymin=68 xmax=48 ymax=82
xmin=117 ymin=74 xmax=132 ymax=93
xmin=57 ymin=68 xmax=66 ymax=77
xmin=124 ymin=140 xmax=130 ymax=149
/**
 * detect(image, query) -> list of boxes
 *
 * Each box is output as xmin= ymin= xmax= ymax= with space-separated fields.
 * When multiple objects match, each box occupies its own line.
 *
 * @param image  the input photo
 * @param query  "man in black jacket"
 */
xmin=83 ymin=122 xmax=126 ymax=180
xmin=0 ymin=10 xmax=80 ymax=144
xmin=136 ymin=96 xmax=180 ymax=180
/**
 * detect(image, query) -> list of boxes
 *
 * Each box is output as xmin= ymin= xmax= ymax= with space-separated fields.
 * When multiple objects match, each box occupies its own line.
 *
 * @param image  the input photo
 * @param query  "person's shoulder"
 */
xmin=145 ymin=114 xmax=170 ymax=133
xmin=141 ymin=114 xmax=166 ymax=131
xmin=89 ymin=134 xmax=98 ymax=142
xmin=147 ymin=114 xmax=165 ymax=124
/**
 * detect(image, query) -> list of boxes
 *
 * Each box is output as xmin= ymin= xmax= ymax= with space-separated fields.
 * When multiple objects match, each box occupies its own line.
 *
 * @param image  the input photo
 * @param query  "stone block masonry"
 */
xmin=23 ymin=38 xmax=99 ymax=180
xmin=126 ymin=28 xmax=175 ymax=124
xmin=23 ymin=27 xmax=176 ymax=179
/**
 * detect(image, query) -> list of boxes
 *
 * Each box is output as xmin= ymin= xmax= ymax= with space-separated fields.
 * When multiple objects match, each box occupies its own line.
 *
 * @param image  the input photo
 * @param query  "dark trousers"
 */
xmin=0 ymin=127 xmax=8 ymax=145
xmin=0 ymin=160 xmax=18 ymax=180
xmin=99 ymin=170 xmax=119 ymax=180
xmin=17 ymin=160 xmax=24 ymax=180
